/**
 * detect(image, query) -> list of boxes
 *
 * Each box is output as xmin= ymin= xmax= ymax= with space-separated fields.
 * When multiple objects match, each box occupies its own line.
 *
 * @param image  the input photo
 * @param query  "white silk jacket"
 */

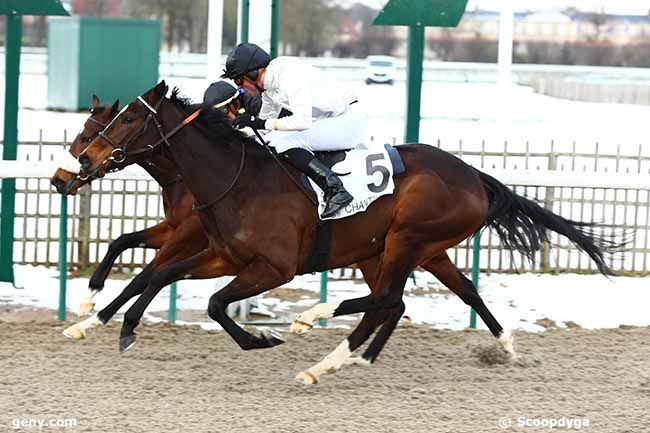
xmin=259 ymin=56 xmax=357 ymax=131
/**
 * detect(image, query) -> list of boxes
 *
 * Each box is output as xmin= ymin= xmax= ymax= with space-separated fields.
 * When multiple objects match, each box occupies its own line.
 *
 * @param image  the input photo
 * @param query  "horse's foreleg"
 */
xmin=422 ymin=254 xmax=515 ymax=357
xmin=80 ymin=222 xmax=173 ymax=315
xmin=118 ymin=247 xmax=220 ymax=353
xmin=207 ymin=257 xmax=291 ymax=351
xmin=63 ymin=264 xmax=153 ymax=340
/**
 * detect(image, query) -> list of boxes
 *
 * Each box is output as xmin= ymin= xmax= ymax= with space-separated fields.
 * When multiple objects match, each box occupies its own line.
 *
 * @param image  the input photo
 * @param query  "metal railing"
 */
xmin=6 ymin=138 xmax=650 ymax=274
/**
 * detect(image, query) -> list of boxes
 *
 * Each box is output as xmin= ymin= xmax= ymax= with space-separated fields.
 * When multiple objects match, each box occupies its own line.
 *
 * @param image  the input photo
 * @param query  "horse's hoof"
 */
xmin=62 ymin=325 xmax=85 ymax=340
xmin=119 ymin=335 xmax=136 ymax=353
xmin=261 ymin=329 xmax=285 ymax=347
xmin=295 ymin=371 xmax=318 ymax=385
xmin=289 ymin=317 xmax=313 ymax=334
xmin=77 ymin=302 xmax=95 ymax=316
xmin=498 ymin=329 xmax=516 ymax=358
xmin=344 ymin=356 xmax=372 ymax=367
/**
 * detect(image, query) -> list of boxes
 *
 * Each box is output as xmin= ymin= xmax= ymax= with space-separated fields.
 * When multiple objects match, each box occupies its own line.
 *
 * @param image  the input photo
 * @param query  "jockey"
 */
xmin=203 ymin=79 xmax=262 ymax=120
xmin=221 ymin=43 xmax=367 ymax=219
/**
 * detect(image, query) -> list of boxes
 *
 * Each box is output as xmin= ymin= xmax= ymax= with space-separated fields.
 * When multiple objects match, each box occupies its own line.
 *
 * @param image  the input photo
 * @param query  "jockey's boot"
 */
xmin=305 ymin=158 xmax=353 ymax=218
xmin=281 ymin=148 xmax=353 ymax=218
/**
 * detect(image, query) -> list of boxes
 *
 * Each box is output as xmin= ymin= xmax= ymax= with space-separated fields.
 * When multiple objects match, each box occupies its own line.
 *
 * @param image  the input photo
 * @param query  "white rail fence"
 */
xmin=3 ymin=139 xmax=650 ymax=274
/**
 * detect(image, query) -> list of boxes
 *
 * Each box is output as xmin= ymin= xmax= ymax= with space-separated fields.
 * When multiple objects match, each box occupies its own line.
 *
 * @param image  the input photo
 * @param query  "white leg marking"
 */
xmin=63 ymin=314 xmax=102 ymax=340
xmin=289 ymin=302 xmax=338 ymax=334
xmin=295 ymin=339 xmax=352 ymax=385
xmin=343 ymin=356 xmax=371 ymax=367
xmin=498 ymin=329 xmax=516 ymax=357
xmin=77 ymin=288 xmax=99 ymax=316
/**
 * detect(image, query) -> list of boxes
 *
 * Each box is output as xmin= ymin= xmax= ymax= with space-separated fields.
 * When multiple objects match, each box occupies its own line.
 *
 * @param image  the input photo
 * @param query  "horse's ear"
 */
xmin=110 ymin=99 xmax=120 ymax=115
xmin=154 ymin=80 xmax=167 ymax=96
xmin=91 ymin=94 xmax=101 ymax=108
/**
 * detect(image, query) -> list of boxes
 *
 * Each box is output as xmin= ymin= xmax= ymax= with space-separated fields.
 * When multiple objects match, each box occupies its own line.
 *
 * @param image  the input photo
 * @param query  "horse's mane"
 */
xmin=167 ymin=87 xmax=272 ymax=160
xmin=168 ymin=88 xmax=239 ymax=141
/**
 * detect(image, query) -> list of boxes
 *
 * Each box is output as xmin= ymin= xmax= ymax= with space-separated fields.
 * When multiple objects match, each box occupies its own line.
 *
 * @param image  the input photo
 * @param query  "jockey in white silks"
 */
xmin=220 ymin=42 xmax=368 ymax=219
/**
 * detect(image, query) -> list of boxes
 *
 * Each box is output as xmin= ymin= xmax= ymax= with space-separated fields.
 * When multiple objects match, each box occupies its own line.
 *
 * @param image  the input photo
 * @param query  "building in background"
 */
xmin=72 ymin=0 xmax=122 ymax=16
xmin=448 ymin=8 xmax=650 ymax=44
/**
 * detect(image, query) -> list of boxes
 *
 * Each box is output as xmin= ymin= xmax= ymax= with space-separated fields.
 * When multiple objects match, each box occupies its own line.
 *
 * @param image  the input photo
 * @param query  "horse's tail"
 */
xmin=475 ymin=169 xmax=618 ymax=276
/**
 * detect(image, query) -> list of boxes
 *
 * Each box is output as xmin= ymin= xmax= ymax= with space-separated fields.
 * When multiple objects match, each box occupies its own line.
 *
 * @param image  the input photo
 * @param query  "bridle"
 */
xmin=83 ymin=89 xmax=247 ymax=210
xmin=96 ymin=93 xmax=167 ymax=166
xmin=74 ymin=116 xmax=108 ymax=182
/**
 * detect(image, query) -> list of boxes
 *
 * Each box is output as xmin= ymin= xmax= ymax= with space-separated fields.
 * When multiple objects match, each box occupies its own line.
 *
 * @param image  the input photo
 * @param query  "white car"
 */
xmin=365 ymin=55 xmax=396 ymax=85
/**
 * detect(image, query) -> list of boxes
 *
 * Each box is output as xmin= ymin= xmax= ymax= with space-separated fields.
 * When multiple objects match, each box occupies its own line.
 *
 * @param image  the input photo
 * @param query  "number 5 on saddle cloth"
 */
xmin=302 ymin=143 xmax=405 ymax=272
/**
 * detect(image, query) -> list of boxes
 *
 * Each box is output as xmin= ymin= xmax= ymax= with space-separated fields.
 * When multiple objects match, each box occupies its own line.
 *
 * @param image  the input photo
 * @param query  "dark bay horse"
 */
xmin=53 ymin=94 xmax=449 ymax=379
xmin=51 ymin=95 xmax=201 ymax=318
xmin=78 ymin=81 xmax=615 ymax=383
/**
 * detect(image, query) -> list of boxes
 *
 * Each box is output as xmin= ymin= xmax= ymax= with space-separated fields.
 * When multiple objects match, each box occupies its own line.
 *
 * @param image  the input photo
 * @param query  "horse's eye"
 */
xmin=123 ymin=116 xmax=134 ymax=124
xmin=83 ymin=136 xmax=93 ymax=143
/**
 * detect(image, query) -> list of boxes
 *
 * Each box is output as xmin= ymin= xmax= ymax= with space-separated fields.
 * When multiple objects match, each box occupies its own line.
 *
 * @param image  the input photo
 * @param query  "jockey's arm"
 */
xmin=240 ymin=92 xmax=262 ymax=116
xmin=262 ymin=68 xmax=312 ymax=132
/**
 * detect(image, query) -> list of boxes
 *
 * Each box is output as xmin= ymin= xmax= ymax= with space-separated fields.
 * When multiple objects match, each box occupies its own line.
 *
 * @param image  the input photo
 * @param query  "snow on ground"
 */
xmin=5 ymin=71 xmax=650 ymax=153
xmin=1 ymin=264 xmax=648 ymax=333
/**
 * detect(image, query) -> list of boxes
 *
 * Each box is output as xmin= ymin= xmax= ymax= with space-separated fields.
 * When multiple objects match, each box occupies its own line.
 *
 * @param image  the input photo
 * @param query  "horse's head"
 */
xmin=50 ymin=95 xmax=120 ymax=195
xmin=78 ymin=81 xmax=170 ymax=178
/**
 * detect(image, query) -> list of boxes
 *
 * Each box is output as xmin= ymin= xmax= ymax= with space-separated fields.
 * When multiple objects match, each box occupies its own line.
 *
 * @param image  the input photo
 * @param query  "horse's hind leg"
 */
xmin=290 ymin=233 xmax=414 ymax=333
xmin=423 ymin=253 xmax=515 ymax=357
xmin=295 ymin=309 xmax=386 ymax=385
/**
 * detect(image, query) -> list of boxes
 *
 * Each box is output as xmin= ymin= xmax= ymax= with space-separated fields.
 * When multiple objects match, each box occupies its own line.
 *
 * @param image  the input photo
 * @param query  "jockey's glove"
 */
xmin=233 ymin=113 xmax=266 ymax=130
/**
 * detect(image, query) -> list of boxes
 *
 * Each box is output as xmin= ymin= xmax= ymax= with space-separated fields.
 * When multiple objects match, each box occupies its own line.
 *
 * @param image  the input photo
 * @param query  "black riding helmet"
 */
xmin=203 ymin=80 xmax=239 ymax=108
xmin=221 ymin=43 xmax=271 ymax=82
xmin=203 ymin=80 xmax=263 ymax=115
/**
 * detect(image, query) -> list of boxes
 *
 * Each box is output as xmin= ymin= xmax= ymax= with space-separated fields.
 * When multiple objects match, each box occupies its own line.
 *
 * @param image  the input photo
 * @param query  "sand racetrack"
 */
xmin=1 ymin=317 xmax=649 ymax=433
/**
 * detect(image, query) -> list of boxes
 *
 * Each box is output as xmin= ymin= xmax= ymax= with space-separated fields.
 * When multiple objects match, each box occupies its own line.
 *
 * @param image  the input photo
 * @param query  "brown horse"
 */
xmin=78 ymin=81 xmax=615 ymax=383
xmin=54 ymin=94 xmax=433 ymax=379
xmin=51 ymin=95 xmax=199 ymax=317
xmin=50 ymin=96 xmax=211 ymax=339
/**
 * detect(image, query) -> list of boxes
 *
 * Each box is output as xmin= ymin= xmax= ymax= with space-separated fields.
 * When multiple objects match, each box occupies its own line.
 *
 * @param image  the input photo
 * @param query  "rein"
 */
xmin=88 ymin=92 xmax=246 ymax=209
xmin=251 ymin=128 xmax=318 ymax=206
xmin=192 ymin=141 xmax=246 ymax=211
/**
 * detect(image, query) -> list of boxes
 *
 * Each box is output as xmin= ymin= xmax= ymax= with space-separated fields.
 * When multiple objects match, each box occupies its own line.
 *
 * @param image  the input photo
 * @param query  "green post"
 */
xmin=319 ymin=271 xmax=328 ymax=327
xmin=469 ymin=232 xmax=480 ymax=329
xmin=168 ymin=282 xmax=177 ymax=324
xmin=405 ymin=24 xmax=424 ymax=143
xmin=239 ymin=0 xmax=249 ymax=43
xmin=0 ymin=13 xmax=22 ymax=284
xmin=57 ymin=195 xmax=68 ymax=321
xmin=270 ymin=0 xmax=280 ymax=58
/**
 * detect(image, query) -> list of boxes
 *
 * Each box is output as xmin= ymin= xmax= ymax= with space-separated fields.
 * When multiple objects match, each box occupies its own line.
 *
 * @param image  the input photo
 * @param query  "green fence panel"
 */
xmin=48 ymin=17 xmax=160 ymax=111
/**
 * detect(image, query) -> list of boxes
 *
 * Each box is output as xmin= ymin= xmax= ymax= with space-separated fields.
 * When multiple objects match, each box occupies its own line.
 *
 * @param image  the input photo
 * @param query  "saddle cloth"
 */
xmin=304 ymin=143 xmax=405 ymax=220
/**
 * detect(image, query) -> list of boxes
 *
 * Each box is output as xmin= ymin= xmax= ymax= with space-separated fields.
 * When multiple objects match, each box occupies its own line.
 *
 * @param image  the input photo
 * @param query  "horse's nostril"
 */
xmin=78 ymin=153 xmax=90 ymax=169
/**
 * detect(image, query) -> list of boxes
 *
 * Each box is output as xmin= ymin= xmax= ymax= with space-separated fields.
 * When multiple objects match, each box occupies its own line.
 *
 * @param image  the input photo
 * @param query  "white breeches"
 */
xmin=264 ymin=107 xmax=368 ymax=154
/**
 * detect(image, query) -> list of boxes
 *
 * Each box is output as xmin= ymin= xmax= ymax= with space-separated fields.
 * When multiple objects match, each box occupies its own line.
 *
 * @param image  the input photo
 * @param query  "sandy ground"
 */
xmin=1 ymin=314 xmax=649 ymax=433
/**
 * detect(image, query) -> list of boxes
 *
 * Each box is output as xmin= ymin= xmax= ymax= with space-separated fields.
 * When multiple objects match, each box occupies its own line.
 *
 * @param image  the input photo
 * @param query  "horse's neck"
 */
xmin=138 ymin=154 xmax=181 ymax=188
xmin=164 ymin=118 xmax=250 ymax=210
